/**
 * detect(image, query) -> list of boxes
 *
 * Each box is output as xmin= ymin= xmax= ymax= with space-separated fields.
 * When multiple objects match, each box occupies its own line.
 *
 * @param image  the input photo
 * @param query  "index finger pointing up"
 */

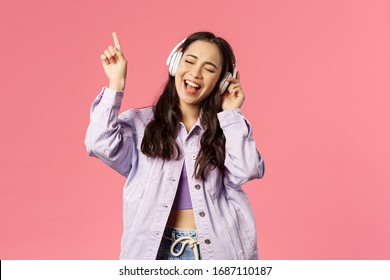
xmin=112 ymin=32 xmax=122 ymax=50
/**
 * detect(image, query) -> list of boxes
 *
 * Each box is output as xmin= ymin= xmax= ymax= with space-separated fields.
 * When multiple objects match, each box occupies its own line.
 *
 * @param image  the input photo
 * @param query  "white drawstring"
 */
xmin=168 ymin=236 xmax=200 ymax=260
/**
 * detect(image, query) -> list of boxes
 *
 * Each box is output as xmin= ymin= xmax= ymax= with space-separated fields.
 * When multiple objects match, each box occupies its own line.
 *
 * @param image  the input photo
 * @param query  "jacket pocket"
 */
xmin=231 ymin=204 xmax=257 ymax=259
xmin=204 ymin=168 xmax=222 ymax=199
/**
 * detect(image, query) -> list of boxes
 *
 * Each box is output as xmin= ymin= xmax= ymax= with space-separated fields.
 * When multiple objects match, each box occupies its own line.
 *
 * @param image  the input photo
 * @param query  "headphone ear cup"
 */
xmin=167 ymin=38 xmax=187 ymax=76
xmin=169 ymin=52 xmax=182 ymax=76
xmin=219 ymin=72 xmax=232 ymax=94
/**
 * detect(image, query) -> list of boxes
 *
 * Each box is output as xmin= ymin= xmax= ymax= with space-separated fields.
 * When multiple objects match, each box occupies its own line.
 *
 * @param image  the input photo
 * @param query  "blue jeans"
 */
xmin=156 ymin=225 xmax=201 ymax=260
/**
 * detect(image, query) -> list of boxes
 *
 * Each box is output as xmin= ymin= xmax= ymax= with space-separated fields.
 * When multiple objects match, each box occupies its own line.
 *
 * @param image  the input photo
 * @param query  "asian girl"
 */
xmin=85 ymin=31 xmax=265 ymax=260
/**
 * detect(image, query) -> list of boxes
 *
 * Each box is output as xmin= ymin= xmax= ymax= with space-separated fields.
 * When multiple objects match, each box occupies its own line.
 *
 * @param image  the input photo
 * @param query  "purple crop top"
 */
xmin=172 ymin=163 xmax=193 ymax=210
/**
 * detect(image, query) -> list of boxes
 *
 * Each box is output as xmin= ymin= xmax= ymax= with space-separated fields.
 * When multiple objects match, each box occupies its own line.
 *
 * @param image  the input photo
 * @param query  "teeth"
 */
xmin=185 ymin=80 xmax=200 ymax=88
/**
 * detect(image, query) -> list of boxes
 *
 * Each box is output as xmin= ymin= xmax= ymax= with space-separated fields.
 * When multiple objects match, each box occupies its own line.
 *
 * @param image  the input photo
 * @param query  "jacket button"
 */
xmin=193 ymin=129 xmax=198 ymax=135
xmin=199 ymin=211 xmax=205 ymax=217
xmin=195 ymin=184 xmax=201 ymax=190
xmin=205 ymin=239 xmax=211 ymax=244
xmin=191 ymin=154 xmax=197 ymax=160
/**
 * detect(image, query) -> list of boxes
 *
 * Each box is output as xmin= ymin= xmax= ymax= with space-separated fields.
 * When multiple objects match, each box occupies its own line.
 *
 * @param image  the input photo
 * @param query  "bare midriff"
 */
xmin=167 ymin=209 xmax=196 ymax=229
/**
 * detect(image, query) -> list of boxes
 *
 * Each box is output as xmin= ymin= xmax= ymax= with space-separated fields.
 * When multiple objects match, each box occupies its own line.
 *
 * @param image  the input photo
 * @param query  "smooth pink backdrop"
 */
xmin=0 ymin=0 xmax=389 ymax=259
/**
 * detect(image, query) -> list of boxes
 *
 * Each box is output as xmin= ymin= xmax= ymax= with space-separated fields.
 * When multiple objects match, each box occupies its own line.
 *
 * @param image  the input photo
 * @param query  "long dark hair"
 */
xmin=141 ymin=31 xmax=236 ymax=180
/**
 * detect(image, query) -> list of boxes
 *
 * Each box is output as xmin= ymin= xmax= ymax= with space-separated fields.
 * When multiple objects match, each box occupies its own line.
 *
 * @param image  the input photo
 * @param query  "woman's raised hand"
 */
xmin=221 ymin=71 xmax=245 ymax=111
xmin=100 ymin=32 xmax=127 ymax=91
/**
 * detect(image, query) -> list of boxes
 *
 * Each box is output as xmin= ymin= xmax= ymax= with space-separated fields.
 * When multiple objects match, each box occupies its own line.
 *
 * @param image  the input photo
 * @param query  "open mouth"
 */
xmin=184 ymin=80 xmax=201 ymax=94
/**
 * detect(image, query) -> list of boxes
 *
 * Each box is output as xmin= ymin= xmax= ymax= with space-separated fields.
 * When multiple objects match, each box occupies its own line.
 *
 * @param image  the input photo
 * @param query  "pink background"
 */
xmin=0 ymin=0 xmax=389 ymax=259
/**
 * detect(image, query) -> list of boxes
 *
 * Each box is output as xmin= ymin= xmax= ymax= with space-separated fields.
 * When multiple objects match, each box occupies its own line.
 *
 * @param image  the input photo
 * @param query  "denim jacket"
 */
xmin=85 ymin=87 xmax=265 ymax=259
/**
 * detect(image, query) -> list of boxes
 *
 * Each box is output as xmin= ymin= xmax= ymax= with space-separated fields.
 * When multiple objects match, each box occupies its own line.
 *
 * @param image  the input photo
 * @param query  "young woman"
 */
xmin=85 ymin=31 xmax=265 ymax=260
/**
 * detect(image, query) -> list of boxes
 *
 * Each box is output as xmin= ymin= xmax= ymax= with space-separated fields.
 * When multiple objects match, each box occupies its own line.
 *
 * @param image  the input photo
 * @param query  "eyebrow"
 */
xmin=185 ymin=54 xmax=219 ymax=69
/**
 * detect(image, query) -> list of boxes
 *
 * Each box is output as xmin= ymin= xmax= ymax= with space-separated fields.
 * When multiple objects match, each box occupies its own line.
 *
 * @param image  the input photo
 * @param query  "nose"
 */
xmin=190 ymin=64 xmax=202 ymax=79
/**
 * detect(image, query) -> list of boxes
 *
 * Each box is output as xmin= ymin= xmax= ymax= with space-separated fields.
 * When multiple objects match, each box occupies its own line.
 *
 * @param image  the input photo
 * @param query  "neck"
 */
xmin=180 ymin=102 xmax=200 ymax=132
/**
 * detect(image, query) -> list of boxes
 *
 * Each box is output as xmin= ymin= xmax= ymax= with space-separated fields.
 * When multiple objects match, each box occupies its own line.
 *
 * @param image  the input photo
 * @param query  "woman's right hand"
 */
xmin=100 ymin=32 xmax=127 ymax=91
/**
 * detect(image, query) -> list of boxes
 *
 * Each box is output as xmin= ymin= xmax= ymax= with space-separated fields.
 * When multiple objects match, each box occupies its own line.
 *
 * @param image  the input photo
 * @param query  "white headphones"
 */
xmin=166 ymin=38 xmax=237 ymax=94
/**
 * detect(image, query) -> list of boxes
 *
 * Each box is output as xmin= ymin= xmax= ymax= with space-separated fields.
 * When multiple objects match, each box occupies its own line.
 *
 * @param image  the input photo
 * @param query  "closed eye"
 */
xmin=185 ymin=60 xmax=195 ymax=64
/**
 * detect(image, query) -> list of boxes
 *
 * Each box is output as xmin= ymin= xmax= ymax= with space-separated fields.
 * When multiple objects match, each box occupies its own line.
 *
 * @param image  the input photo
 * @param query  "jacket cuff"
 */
xmin=217 ymin=108 xmax=245 ymax=128
xmin=101 ymin=87 xmax=124 ymax=106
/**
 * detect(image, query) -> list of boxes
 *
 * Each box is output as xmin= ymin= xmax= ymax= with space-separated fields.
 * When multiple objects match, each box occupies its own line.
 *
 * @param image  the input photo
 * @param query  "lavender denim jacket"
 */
xmin=85 ymin=87 xmax=265 ymax=259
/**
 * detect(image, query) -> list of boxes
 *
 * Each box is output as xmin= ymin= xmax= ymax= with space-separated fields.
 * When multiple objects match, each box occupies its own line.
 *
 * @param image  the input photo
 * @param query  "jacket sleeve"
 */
xmin=84 ymin=87 xmax=135 ymax=177
xmin=217 ymin=108 xmax=265 ymax=187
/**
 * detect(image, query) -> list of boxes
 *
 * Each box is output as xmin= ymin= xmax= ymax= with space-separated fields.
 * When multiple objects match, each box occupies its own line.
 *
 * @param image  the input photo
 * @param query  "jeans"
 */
xmin=156 ymin=225 xmax=201 ymax=260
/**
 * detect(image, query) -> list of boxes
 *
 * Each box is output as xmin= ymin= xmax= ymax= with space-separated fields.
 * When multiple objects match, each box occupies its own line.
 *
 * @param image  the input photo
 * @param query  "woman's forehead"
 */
xmin=184 ymin=40 xmax=222 ymax=65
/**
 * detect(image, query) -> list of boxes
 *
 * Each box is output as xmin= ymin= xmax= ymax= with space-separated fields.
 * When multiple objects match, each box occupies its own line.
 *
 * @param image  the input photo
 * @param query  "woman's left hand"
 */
xmin=221 ymin=71 xmax=245 ymax=111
